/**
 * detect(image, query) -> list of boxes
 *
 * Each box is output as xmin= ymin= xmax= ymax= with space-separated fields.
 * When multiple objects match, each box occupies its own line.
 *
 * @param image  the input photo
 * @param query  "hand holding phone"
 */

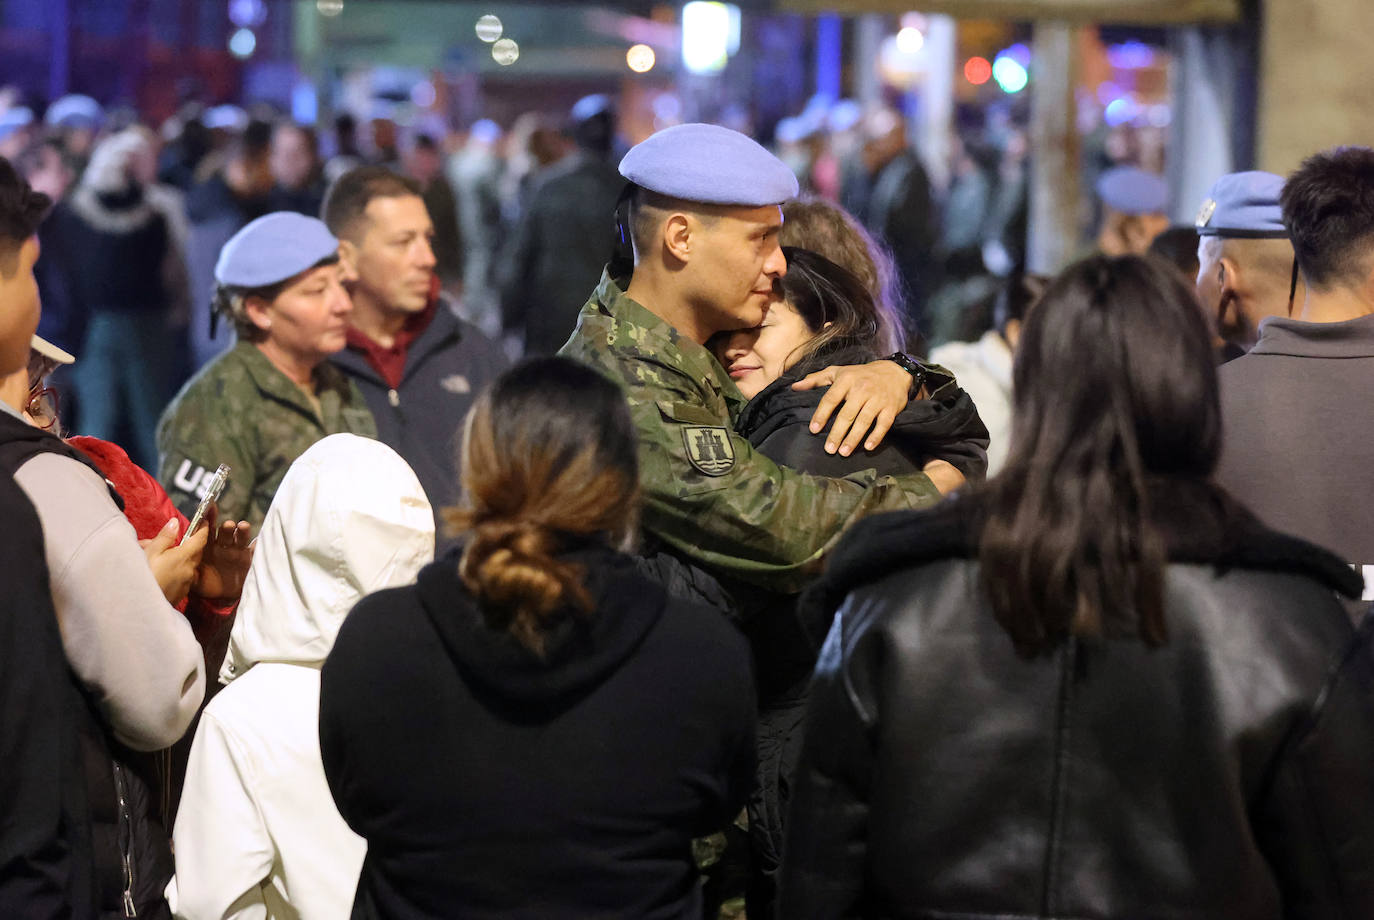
xmin=182 ymin=464 xmax=231 ymax=545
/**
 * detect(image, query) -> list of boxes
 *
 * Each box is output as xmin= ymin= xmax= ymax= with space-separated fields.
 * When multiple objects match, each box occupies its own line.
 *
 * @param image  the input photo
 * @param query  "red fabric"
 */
xmin=343 ymin=286 xmax=440 ymax=391
xmin=67 ymin=436 xmax=237 ymax=657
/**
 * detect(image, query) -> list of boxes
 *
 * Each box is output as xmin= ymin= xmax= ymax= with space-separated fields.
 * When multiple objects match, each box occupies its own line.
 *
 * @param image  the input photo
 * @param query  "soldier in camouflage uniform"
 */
xmin=157 ymin=213 xmax=375 ymax=530
xmin=560 ymin=124 xmax=965 ymax=920
xmin=560 ymin=124 xmax=962 ymax=597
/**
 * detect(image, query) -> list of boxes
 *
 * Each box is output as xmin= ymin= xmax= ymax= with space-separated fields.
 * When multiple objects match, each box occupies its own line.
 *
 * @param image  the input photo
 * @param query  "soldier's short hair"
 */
xmin=0 ymin=155 xmax=49 ymax=255
xmin=212 ymin=253 xmax=340 ymax=343
xmin=627 ymin=189 xmax=718 ymax=262
xmin=1281 ymin=146 xmax=1374 ymax=292
xmin=321 ymin=166 xmax=422 ymax=242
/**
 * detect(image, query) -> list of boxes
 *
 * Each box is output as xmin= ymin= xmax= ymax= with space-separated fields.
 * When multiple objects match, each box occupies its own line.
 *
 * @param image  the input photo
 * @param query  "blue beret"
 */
xmin=214 ymin=212 xmax=340 ymax=288
xmin=619 ymin=123 xmax=799 ymax=207
xmin=0 ymin=107 xmax=33 ymax=141
xmin=1194 ymin=170 xmax=1287 ymax=238
xmin=1096 ymin=166 xmax=1168 ymax=216
xmin=45 ymin=94 xmax=103 ymax=129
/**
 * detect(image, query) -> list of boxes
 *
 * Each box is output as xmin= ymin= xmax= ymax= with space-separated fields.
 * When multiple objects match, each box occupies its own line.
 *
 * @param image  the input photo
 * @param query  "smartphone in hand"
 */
xmin=182 ymin=464 xmax=231 ymax=544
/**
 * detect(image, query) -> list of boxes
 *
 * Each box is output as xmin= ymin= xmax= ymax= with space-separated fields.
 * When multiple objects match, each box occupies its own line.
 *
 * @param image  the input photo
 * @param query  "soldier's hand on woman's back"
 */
xmin=793 ymin=359 xmax=918 ymax=457
xmin=141 ymin=517 xmax=209 ymax=607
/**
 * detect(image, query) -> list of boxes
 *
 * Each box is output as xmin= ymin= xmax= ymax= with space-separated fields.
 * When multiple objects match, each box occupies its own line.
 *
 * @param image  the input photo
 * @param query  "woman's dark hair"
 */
xmin=780 ymin=197 xmax=903 ymax=353
xmin=993 ymin=271 xmax=1050 ymax=337
xmin=978 ymin=254 xmax=1220 ymax=657
xmin=445 ymin=357 xmax=640 ymax=657
xmin=778 ymin=246 xmax=893 ymax=366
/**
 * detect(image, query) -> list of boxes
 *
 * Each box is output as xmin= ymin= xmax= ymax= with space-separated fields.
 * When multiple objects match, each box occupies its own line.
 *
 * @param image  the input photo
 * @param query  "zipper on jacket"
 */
xmin=388 ymin=388 xmax=400 ymax=407
xmin=112 ymin=762 xmax=137 ymax=917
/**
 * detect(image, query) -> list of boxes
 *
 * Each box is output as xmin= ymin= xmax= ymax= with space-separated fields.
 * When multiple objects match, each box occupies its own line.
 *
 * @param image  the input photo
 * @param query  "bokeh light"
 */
xmin=475 ymin=14 xmax=503 ymax=43
xmin=228 ymin=28 xmax=256 ymax=59
xmin=896 ymin=27 xmax=924 ymax=55
xmin=992 ymin=55 xmax=1028 ymax=94
xmin=627 ymin=44 xmax=656 ymax=74
xmin=315 ymin=0 xmax=343 ymax=16
xmin=491 ymin=38 xmax=519 ymax=66
xmin=964 ymin=56 xmax=992 ymax=86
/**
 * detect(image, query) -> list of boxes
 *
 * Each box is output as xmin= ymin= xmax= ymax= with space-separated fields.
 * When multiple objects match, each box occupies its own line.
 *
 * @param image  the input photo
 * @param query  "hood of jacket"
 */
xmin=735 ymin=343 xmax=991 ymax=477
xmin=220 ymin=434 xmax=435 ymax=683
xmin=414 ymin=542 xmax=669 ymax=711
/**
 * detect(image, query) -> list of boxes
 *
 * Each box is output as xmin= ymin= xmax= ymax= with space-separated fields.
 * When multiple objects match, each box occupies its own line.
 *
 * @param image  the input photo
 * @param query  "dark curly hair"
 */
xmin=0 ymin=156 xmax=51 ymax=250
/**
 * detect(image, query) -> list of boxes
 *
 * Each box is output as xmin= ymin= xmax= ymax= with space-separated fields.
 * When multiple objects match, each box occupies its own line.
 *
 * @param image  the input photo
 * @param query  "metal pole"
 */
xmin=1026 ymin=21 xmax=1081 ymax=274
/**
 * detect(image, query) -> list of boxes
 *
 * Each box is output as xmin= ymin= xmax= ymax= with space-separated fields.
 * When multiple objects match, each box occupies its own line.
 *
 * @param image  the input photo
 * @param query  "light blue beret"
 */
xmin=619 ymin=123 xmax=799 ymax=207
xmin=214 ymin=212 xmax=339 ymax=288
xmin=45 ymin=94 xmax=103 ymax=129
xmin=0 ymin=107 xmax=33 ymax=141
xmin=1096 ymin=166 xmax=1168 ymax=216
xmin=1194 ymin=170 xmax=1287 ymax=238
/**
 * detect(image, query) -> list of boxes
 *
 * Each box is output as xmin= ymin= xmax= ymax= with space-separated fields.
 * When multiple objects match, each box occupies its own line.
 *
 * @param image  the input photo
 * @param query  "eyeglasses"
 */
xmin=27 ymin=385 xmax=60 ymax=431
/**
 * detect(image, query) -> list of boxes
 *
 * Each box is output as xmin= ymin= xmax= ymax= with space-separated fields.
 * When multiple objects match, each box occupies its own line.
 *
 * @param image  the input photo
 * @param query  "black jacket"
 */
xmin=320 ymin=544 xmax=756 ymax=920
xmin=0 ymin=417 xmax=95 ymax=920
xmin=734 ymin=345 xmax=989 ymax=482
xmin=329 ymin=298 xmax=508 ymax=527
xmin=781 ymin=482 xmax=1374 ymax=920
xmin=0 ymin=415 xmax=174 ymax=920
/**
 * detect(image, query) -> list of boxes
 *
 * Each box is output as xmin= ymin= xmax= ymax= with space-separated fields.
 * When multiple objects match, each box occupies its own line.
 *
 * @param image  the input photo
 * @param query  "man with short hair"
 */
xmin=324 ymin=166 xmax=507 ymax=519
xmin=1193 ymin=170 xmax=1301 ymax=349
xmin=1216 ymin=146 xmax=1374 ymax=597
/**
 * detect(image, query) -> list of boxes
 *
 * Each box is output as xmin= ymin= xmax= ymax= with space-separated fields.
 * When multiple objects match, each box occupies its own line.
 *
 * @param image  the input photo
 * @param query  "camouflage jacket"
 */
xmin=559 ymin=270 xmax=941 ymax=595
xmin=156 ymin=341 xmax=377 ymax=531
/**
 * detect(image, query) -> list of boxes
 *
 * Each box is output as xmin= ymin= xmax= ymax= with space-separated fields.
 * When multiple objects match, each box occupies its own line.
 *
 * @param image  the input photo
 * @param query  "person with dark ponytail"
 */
xmin=319 ymin=356 xmax=756 ymax=920
xmin=779 ymin=254 xmax=1374 ymax=919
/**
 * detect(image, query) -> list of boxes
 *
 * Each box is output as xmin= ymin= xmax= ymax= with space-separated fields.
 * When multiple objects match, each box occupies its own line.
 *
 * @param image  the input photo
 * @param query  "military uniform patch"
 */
xmin=1194 ymin=198 xmax=1217 ymax=229
xmin=681 ymin=426 xmax=736 ymax=476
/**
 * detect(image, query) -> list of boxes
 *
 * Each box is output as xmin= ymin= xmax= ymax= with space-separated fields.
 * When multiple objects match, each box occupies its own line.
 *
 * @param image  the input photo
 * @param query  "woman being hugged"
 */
xmin=780 ymin=254 xmax=1374 ymax=920
xmin=320 ymin=356 xmax=756 ymax=920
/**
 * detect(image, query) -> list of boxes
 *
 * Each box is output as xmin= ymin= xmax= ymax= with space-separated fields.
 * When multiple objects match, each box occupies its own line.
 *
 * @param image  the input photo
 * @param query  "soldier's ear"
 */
xmin=336 ymin=240 xmax=359 ymax=281
xmin=663 ymin=213 xmax=692 ymax=264
xmin=242 ymin=295 xmax=273 ymax=334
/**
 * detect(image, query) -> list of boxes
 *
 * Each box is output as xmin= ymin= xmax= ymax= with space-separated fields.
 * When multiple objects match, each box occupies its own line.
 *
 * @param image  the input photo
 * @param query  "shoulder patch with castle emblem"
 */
xmin=681 ymin=426 xmax=736 ymax=476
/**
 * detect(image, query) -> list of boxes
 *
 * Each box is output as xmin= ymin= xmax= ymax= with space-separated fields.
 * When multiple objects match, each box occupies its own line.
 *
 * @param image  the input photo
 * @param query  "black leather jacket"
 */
xmin=780 ymin=485 xmax=1374 ymax=920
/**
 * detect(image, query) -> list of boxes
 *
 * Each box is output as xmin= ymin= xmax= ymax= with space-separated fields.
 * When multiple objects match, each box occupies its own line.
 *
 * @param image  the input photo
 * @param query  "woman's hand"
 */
xmin=192 ymin=504 xmax=255 ymax=602
xmin=141 ymin=518 xmax=209 ymax=606
xmin=792 ymin=359 xmax=917 ymax=456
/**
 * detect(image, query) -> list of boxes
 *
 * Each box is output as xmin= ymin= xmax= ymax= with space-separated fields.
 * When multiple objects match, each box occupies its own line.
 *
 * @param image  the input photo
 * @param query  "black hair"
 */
xmin=1147 ymin=225 xmax=1201 ymax=281
xmin=978 ymin=254 xmax=1220 ymax=657
xmin=1280 ymin=145 xmax=1374 ymax=291
xmin=777 ymin=246 xmax=889 ymax=365
xmin=0 ymin=156 xmax=51 ymax=249
xmin=321 ymin=165 xmax=423 ymax=239
xmin=993 ymin=271 xmax=1050 ymax=336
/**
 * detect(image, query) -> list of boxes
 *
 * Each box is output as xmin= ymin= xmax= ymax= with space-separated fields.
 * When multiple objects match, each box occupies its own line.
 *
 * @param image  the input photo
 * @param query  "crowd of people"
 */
xmin=0 ymin=83 xmax=1372 ymax=920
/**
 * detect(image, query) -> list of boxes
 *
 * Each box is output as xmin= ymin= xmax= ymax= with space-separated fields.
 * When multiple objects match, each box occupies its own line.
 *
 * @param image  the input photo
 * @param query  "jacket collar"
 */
xmin=233 ymin=341 xmax=351 ymax=421
xmin=333 ymin=294 xmax=464 ymax=387
xmin=1250 ymin=312 xmax=1374 ymax=359
xmin=802 ymin=477 xmax=1364 ymax=648
xmin=592 ymin=268 xmax=746 ymax=417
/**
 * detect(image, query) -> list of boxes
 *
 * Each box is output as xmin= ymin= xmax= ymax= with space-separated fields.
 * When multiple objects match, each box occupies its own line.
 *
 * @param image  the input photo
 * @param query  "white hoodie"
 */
xmin=168 ymin=434 xmax=435 ymax=920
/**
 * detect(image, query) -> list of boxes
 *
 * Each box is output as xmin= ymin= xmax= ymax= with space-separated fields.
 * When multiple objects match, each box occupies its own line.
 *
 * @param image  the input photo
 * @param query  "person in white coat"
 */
xmin=168 ymin=433 xmax=435 ymax=920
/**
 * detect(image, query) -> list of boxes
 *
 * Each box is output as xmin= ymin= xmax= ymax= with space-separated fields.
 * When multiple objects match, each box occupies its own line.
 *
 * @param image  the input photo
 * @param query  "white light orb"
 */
xmin=627 ymin=44 xmax=656 ymax=73
xmin=475 ymin=14 xmax=503 ymax=43
xmin=491 ymin=38 xmax=519 ymax=66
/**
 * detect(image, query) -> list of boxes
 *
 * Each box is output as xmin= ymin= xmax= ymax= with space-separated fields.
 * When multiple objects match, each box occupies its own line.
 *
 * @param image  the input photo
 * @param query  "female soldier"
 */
xmin=780 ymin=255 xmax=1374 ymax=919
xmin=156 ymin=211 xmax=376 ymax=530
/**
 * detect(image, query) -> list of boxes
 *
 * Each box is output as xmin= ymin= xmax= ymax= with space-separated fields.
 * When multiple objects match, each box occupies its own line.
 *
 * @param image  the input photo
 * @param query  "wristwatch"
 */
xmin=882 ymin=352 xmax=928 ymax=397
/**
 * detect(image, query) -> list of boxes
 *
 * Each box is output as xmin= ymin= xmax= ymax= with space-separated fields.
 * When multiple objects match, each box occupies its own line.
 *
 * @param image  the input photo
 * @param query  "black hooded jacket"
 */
xmin=734 ymin=344 xmax=989 ymax=481
xmin=320 ymin=543 xmax=756 ymax=920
